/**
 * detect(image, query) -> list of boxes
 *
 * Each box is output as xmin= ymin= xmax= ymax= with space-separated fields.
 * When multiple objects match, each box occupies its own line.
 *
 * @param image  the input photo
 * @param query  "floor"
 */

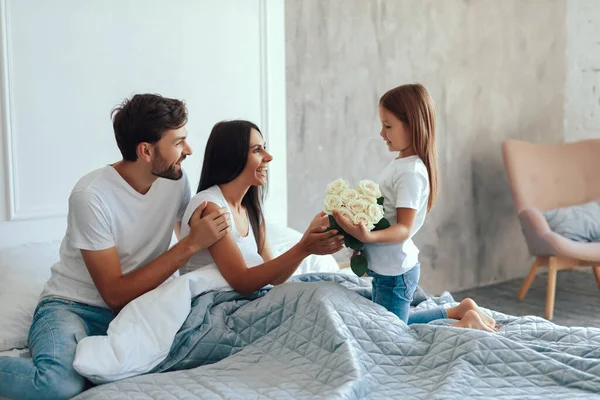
xmin=453 ymin=270 xmax=600 ymax=328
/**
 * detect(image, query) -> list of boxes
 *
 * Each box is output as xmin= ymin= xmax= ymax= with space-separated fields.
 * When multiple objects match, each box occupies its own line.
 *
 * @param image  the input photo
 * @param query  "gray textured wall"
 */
xmin=565 ymin=0 xmax=600 ymax=142
xmin=286 ymin=0 xmax=566 ymax=294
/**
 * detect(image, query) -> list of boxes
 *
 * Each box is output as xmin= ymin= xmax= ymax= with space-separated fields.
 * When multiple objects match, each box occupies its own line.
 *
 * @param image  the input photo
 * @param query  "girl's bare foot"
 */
xmin=447 ymin=298 xmax=498 ymax=330
xmin=451 ymin=310 xmax=495 ymax=332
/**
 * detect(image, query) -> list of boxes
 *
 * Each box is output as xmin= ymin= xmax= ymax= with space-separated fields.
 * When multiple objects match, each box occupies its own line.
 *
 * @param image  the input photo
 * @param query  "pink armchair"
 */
xmin=502 ymin=139 xmax=600 ymax=320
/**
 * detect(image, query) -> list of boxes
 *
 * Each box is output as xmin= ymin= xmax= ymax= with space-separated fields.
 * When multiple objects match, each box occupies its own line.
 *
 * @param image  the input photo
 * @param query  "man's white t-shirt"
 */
xmin=364 ymin=156 xmax=430 ymax=276
xmin=179 ymin=185 xmax=264 ymax=275
xmin=39 ymin=165 xmax=191 ymax=308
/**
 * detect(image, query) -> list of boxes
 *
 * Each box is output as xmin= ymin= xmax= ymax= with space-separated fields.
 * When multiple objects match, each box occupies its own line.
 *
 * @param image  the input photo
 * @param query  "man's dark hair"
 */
xmin=111 ymin=94 xmax=188 ymax=161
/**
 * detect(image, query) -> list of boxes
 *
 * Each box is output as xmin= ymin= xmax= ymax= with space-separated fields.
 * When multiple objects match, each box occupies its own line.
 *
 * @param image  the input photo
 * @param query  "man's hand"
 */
xmin=187 ymin=201 xmax=230 ymax=251
xmin=81 ymin=205 xmax=231 ymax=311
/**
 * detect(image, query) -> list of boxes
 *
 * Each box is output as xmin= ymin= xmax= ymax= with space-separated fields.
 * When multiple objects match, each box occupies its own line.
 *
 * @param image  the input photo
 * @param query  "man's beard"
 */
xmin=151 ymin=151 xmax=184 ymax=180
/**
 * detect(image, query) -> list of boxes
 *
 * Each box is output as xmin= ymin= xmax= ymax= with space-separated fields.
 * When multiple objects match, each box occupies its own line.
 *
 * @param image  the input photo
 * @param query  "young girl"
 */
xmin=333 ymin=84 xmax=497 ymax=331
xmin=179 ymin=120 xmax=345 ymax=293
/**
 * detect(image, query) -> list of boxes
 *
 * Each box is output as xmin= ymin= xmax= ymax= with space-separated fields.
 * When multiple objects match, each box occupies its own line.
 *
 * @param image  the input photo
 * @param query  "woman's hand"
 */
xmin=332 ymin=210 xmax=373 ymax=243
xmin=299 ymin=212 xmax=344 ymax=256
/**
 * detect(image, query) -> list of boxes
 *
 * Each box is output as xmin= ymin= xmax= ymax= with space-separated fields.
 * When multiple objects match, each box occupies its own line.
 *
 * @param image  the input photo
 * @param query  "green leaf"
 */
xmin=326 ymin=215 xmax=338 ymax=231
xmin=377 ymin=197 xmax=384 ymax=206
xmin=344 ymin=234 xmax=364 ymax=252
xmin=373 ymin=217 xmax=391 ymax=231
xmin=350 ymin=253 xmax=368 ymax=276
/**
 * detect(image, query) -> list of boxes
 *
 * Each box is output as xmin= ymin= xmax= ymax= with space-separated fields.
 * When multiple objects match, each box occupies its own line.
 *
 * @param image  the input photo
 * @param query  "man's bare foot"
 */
xmin=447 ymin=298 xmax=498 ymax=330
xmin=451 ymin=310 xmax=495 ymax=332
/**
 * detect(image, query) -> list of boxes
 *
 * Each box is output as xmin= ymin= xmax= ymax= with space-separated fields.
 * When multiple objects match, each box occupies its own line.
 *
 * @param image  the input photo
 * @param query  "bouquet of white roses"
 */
xmin=322 ymin=178 xmax=390 ymax=276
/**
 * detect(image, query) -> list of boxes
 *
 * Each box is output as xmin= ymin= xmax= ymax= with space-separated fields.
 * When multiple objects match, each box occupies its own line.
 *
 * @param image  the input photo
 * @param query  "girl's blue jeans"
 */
xmin=367 ymin=264 xmax=448 ymax=324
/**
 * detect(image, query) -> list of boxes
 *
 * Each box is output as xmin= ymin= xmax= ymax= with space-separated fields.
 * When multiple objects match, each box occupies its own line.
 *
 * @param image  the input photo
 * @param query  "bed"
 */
xmin=2 ymin=227 xmax=600 ymax=399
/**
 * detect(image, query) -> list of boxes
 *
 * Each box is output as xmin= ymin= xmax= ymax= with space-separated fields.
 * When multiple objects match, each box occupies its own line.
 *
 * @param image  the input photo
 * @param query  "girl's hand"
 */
xmin=332 ymin=210 xmax=373 ymax=243
xmin=308 ymin=211 xmax=329 ymax=230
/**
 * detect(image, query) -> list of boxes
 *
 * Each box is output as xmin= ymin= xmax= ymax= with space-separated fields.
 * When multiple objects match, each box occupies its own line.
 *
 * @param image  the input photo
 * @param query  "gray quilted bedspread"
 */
xmin=74 ymin=274 xmax=600 ymax=399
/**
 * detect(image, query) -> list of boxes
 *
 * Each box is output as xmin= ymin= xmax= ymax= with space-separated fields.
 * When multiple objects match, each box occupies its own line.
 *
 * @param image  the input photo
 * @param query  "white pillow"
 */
xmin=0 ymin=241 xmax=60 ymax=351
xmin=266 ymin=223 xmax=340 ymax=274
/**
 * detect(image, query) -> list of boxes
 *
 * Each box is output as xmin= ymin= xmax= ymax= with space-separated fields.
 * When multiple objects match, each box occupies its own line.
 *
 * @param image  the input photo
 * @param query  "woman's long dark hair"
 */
xmin=197 ymin=120 xmax=267 ymax=252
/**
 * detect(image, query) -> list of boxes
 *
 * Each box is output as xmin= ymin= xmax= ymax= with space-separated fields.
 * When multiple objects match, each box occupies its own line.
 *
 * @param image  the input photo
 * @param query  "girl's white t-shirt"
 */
xmin=179 ymin=185 xmax=264 ymax=275
xmin=364 ymin=156 xmax=430 ymax=276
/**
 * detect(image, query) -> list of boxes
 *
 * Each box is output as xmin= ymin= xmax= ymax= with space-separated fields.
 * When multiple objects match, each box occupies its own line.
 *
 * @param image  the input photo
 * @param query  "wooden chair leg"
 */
xmin=518 ymin=257 xmax=541 ymax=300
xmin=593 ymin=266 xmax=600 ymax=291
xmin=545 ymin=257 xmax=558 ymax=320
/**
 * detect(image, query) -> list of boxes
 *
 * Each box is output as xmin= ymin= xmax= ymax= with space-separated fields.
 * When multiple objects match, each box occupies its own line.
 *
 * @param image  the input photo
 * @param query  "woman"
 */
xmin=179 ymin=120 xmax=344 ymax=293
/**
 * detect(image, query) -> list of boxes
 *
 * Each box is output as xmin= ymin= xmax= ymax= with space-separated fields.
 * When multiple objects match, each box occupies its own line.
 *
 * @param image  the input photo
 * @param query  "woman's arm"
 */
xmin=261 ymin=237 xmax=298 ymax=285
xmin=260 ymin=211 xmax=335 ymax=284
xmin=333 ymin=208 xmax=417 ymax=244
xmin=259 ymin=237 xmax=288 ymax=285
xmin=203 ymin=203 xmax=343 ymax=294
xmin=260 ymin=238 xmax=274 ymax=262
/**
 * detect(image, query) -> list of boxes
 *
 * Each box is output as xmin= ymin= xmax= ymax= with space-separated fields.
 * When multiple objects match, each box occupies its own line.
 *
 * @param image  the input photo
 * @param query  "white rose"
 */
xmin=359 ymin=194 xmax=378 ymax=205
xmin=323 ymin=194 xmax=343 ymax=215
xmin=353 ymin=212 xmax=375 ymax=231
xmin=347 ymin=199 xmax=368 ymax=214
xmin=336 ymin=206 xmax=354 ymax=222
xmin=340 ymin=188 xmax=360 ymax=204
xmin=326 ymin=178 xmax=349 ymax=195
xmin=366 ymin=203 xmax=384 ymax=224
xmin=356 ymin=180 xmax=381 ymax=198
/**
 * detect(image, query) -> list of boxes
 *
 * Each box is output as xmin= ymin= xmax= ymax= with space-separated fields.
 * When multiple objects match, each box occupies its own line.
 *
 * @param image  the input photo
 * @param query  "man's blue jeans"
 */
xmin=0 ymin=298 xmax=114 ymax=400
xmin=368 ymin=264 xmax=448 ymax=324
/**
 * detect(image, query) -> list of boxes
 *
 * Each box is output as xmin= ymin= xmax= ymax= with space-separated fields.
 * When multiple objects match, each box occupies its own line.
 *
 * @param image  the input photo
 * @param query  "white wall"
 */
xmin=0 ymin=0 xmax=287 ymax=248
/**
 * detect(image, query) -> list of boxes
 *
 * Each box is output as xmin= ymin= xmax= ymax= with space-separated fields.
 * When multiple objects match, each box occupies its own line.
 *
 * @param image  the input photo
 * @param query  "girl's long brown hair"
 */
xmin=380 ymin=83 xmax=438 ymax=212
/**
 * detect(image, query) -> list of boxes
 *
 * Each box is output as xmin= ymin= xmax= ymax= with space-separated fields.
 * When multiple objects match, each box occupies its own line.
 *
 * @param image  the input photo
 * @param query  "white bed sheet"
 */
xmin=0 ymin=348 xmax=30 ymax=358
